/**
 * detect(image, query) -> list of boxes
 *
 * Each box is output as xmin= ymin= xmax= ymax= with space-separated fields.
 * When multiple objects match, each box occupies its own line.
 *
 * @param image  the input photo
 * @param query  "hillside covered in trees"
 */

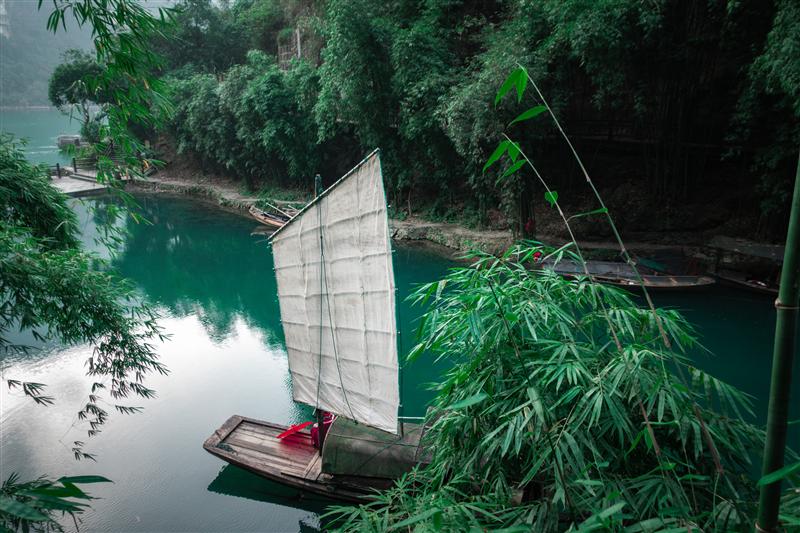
xmin=147 ymin=0 xmax=798 ymax=242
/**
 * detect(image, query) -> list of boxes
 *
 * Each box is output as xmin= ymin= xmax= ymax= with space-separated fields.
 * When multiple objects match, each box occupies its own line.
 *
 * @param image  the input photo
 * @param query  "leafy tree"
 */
xmin=156 ymin=0 xmax=800 ymax=234
xmin=48 ymin=49 xmax=109 ymax=141
xmin=41 ymin=0 xmax=174 ymax=182
xmin=167 ymin=51 xmax=319 ymax=189
xmin=154 ymin=0 xmax=248 ymax=74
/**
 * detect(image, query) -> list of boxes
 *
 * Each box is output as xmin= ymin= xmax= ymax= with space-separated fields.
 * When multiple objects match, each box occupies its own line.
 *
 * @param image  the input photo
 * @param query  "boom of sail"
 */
xmin=270 ymin=150 xmax=399 ymax=434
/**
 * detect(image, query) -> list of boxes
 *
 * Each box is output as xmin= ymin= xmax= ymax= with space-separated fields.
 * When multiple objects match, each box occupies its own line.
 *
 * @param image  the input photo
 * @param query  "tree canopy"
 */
xmin=154 ymin=0 xmax=799 ymax=238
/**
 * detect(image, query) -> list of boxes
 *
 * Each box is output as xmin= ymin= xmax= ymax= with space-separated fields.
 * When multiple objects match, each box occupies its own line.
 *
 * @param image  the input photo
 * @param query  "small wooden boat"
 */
xmin=249 ymin=205 xmax=289 ymax=229
xmin=544 ymin=260 xmax=715 ymax=290
xmin=204 ymin=415 xmax=427 ymax=502
xmin=207 ymin=151 xmax=426 ymax=501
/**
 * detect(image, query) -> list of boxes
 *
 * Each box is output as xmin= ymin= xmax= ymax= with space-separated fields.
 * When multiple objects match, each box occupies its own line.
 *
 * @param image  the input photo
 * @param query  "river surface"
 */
xmin=0 ymin=108 xmax=79 ymax=165
xmin=1 ymin=194 xmax=797 ymax=532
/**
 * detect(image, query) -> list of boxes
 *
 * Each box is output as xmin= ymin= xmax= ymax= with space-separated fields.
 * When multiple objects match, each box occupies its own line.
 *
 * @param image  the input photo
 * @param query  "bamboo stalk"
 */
xmin=756 ymin=149 xmax=800 ymax=532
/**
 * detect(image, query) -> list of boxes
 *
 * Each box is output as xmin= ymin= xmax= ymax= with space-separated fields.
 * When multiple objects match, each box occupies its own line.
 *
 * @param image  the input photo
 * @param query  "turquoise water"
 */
xmin=0 ymin=193 xmax=797 ymax=531
xmin=0 ymin=194 xmax=451 ymax=532
xmin=0 ymin=108 xmax=80 ymax=165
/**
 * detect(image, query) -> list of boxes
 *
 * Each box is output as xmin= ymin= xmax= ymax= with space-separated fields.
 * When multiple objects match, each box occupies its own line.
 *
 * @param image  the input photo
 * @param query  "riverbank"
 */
xmin=128 ymin=172 xmax=782 ymax=274
xmin=128 ymin=173 xmax=511 ymax=253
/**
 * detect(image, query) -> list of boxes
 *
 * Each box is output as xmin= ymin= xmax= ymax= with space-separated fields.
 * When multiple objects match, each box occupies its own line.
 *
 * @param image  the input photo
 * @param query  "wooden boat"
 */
xmin=708 ymin=237 xmax=782 ymax=296
xmin=716 ymin=270 xmax=778 ymax=296
xmin=206 ymin=150 xmax=424 ymax=501
xmin=204 ymin=415 xmax=427 ymax=502
xmin=543 ymin=260 xmax=715 ymax=290
xmin=249 ymin=205 xmax=289 ymax=229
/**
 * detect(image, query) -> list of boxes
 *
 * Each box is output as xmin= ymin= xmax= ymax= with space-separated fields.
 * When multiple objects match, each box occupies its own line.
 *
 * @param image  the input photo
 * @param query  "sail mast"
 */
xmin=314 ymin=173 xmax=328 ymax=450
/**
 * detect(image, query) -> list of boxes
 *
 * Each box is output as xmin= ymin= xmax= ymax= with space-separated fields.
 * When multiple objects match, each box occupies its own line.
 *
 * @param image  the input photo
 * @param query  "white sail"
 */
xmin=270 ymin=150 xmax=399 ymax=434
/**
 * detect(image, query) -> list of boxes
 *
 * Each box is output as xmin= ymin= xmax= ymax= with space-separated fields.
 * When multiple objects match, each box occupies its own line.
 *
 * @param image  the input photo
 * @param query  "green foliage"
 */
xmin=48 ymin=49 xmax=107 ymax=111
xmin=154 ymin=0 xmax=799 ymax=229
xmin=0 ymin=137 xmax=166 ymax=450
xmin=153 ymin=0 xmax=248 ymax=74
xmin=0 ymin=473 xmax=110 ymax=532
xmin=330 ymin=242 xmax=777 ymax=531
xmin=48 ymin=49 xmax=111 ymax=143
xmin=167 ymin=51 xmax=319 ymax=187
xmin=729 ymin=0 xmax=800 ymax=228
xmin=40 ymin=0 xmax=175 ymax=183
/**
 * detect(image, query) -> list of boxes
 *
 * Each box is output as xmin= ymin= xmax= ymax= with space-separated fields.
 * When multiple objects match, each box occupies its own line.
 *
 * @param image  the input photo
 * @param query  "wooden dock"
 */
xmin=51 ymin=174 xmax=107 ymax=197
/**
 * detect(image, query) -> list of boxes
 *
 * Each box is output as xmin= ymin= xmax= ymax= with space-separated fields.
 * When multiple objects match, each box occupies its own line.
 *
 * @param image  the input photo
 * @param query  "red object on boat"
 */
xmin=276 ymin=421 xmax=314 ymax=439
xmin=311 ymin=412 xmax=336 ymax=448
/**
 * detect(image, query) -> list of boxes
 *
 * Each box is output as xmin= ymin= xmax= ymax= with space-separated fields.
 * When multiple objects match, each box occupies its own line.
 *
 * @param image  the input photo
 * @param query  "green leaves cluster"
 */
xmin=41 ymin=0 xmax=175 ymax=184
xmin=331 ymin=243 xmax=790 ymax=531
xmin=154 ymin=1 xmax=799 ymax=229
xmin=166 ymin=51 xmax=318 ymax=189
xmin=0 ymin=473 xmax=110 ymax=532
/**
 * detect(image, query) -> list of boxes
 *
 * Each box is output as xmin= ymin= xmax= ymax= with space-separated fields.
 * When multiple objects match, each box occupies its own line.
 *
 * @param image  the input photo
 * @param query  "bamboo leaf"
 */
xmin=515 ymin=69 xmax=528 ymax=103
xmin=496 ymin=160 xmax=526 ymax=185
xmin=483 ymin=141 xmax=509 ymax=172
xmin=758 ymin=461 xmax=800 ymax=486
xmin=446 ymin=392 xmax=488 ymax=410
xmin=494 ymin=68 xmax=523 ymax=106
xmin=0 ymin=497 xmax=48 ymax=521
xmin=509 ymin=105 xmax=546 ymax=126
xmin=388 ymin=507 xmax=441 ymax=530
xmin=57 ymin=475 xmax=112 ymax=485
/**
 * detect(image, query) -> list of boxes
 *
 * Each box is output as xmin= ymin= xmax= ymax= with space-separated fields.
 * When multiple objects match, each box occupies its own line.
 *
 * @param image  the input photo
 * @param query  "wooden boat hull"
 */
xmin=543 ymin=260 xmax=715 ymax=290
xmin=594 ymin=274 xmax=716 ymax=290
xmin=203 ymin=415 xmax=418 ymax=503
xmin=249 ymin=206 xmax=287 ymax=229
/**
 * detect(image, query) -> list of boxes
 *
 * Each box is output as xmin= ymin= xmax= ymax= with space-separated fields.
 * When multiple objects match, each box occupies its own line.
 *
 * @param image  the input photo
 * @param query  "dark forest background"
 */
xmin=23 ymin=0 xmax=800 ymax=241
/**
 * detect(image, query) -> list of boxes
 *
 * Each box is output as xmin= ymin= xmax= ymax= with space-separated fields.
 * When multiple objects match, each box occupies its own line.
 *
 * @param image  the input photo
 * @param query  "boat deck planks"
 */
xmin=203 ymin=415 xmax=369 ymax=502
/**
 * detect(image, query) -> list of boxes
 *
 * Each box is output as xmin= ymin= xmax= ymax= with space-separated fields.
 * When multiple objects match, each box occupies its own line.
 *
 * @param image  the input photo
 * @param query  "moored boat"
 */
xmin=206 ymin=150 xmax=423 ymax=500
xmin=249 ymin=205 xmax=289 ymax=229
xmin=716 ymin=270 xmax=779 ymax=296
xmin=203 ymin=415 xmax=427 ymax=502
xmin=543 ymin=260 xmax=715 ymax=290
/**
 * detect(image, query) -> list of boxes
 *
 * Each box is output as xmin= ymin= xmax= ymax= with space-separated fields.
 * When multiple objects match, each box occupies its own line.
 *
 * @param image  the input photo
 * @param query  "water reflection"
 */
xmin=87 ymin=195 xmax=278 ymax=347
xmin=208 ymin=465 xmax=331 ymax=531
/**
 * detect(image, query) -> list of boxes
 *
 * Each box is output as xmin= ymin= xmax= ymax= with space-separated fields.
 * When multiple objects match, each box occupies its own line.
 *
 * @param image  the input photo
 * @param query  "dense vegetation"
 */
xmin=330 ymin=243 xmax=797 ymax=531
xmin=325 ymin=67 xmax=800 ymax=531
xmin=155 ymin=0 xmax=799 ymax=239
xmin=48 ymin=50 xmax=110 ymax=143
